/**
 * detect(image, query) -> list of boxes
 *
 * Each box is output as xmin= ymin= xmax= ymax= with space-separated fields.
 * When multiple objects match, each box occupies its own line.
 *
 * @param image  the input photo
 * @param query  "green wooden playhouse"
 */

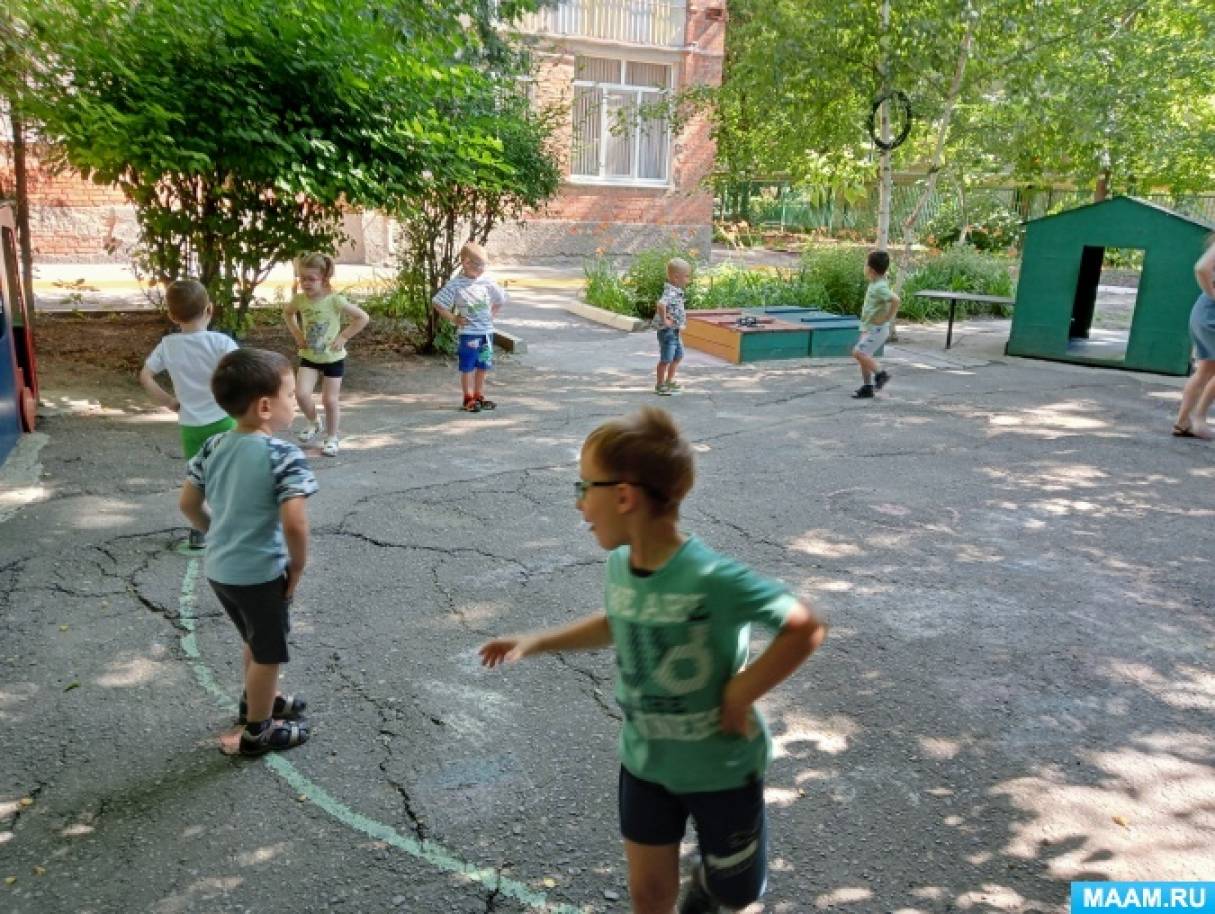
xmin=1006 ymin=196 xmax=1212 ymax=376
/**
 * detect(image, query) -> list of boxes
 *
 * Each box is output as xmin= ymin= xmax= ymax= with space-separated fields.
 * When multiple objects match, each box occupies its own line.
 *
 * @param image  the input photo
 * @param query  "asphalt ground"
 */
xmin=0 ymin=273 xmax=1212 ymax=914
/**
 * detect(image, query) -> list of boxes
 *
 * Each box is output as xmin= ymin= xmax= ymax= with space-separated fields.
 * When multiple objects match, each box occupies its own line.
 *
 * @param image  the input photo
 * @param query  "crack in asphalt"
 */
xmin=323 ymin=650 xmax=433 ymax=842
xmin=552 ymin=654 xmax=621 ymax=723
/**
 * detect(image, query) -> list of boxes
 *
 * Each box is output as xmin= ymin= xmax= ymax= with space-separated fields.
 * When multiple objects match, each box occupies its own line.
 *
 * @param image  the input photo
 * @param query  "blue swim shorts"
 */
xmin=457 ymin=334 xmax=494 ymax=373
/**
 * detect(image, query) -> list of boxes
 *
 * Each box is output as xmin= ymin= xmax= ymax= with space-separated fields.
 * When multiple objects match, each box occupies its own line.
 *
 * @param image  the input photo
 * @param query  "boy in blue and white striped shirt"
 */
xmin=432 ymin=243 xmax=509 ymax=413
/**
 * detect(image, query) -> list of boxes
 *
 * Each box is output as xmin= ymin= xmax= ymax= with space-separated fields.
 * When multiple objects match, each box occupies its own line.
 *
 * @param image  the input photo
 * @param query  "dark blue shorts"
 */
xmin=618 ymin=766 xmax=767 ymax=909
xmin=458 ymin=334 xmax=494 ymax=373
xmin=299 ymin=357 xmax=345 ymax=379
xmin=657 ymin=327 xmax=684 ymax=364
xmin=208 ymin=575 xmax=292 ymax=665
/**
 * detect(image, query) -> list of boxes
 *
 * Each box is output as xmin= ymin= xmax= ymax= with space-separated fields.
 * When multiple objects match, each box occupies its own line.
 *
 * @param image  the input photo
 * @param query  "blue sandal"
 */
xmin=238 ymin=692 xmax=308 ymax=725
xmin=239 ymin=719 xmax=310 ymax=757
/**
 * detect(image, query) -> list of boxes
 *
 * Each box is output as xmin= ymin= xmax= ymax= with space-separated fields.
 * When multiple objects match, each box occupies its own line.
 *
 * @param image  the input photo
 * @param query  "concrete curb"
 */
xmin=561 ymin=299 xmax=648 ymax=332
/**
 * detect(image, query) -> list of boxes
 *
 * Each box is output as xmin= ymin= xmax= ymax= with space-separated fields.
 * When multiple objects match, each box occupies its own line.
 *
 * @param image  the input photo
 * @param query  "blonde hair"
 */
xmin=165 ymin=279 xmax=210 ymax=323
xmin=295 ymin=252 xmax=336 ymax=285
xmin=460 ymin=242 xmax=488 ymax=266
xmin=667 ymin=258 xmax=692 ymax=281
xmin=583 ymin=407 xmax=694 ymax=516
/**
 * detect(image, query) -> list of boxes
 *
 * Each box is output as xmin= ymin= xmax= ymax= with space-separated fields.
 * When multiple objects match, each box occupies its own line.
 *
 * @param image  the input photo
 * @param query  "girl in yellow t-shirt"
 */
xmin=284 ymin=253 xmax=370 ymax=457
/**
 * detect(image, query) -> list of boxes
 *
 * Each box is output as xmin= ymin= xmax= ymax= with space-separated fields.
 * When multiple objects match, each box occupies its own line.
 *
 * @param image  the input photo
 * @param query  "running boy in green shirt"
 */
xmin=852 ymin=250 xmax=900 ymax=399
xmin=480 ymin=407 xmax=826 ymax=914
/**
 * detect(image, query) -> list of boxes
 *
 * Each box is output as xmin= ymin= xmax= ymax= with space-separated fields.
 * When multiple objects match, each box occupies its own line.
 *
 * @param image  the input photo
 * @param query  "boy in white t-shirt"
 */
xmin=139 ymin=279 xmax=238 ymax=548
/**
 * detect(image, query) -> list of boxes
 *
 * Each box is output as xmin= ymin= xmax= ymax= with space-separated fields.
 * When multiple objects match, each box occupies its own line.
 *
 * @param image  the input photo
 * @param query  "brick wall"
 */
xmin=487 ymin=1 xmax=724 ymax=258
xmin=0 ymin=145 xmax=136 ymax=262
xmin=2 ymin=0 xmax=725 ymax=263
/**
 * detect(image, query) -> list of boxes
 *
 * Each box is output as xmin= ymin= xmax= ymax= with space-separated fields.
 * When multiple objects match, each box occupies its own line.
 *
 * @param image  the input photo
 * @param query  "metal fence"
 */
xmin=715 ymin=181 xmax=1215 ymax=235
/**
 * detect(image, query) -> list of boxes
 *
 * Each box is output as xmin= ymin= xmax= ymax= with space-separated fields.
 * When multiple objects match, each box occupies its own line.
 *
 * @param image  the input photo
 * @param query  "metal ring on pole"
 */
xmin=868 ymin=90 xmax=913 ymax=151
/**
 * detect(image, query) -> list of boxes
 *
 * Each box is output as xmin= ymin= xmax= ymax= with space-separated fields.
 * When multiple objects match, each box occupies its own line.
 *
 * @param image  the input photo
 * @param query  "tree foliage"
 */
xmin=716 ymin=0 xmax=1215 ymax=222
xmin=393 ymin=89 xmax=562 ymax=351
xmin=17 ymin=0 xmax=544 ymax=324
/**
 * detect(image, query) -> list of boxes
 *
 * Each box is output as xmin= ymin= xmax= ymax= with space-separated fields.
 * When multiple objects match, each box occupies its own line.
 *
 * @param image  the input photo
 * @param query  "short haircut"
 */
xmin=667 ymin=258 xmax=692 ymax=279
xmin=460 ymin=242 xmax=488 ymax=265
xmin=165 ymin=279 xmax=210 ymax=323
xmin=211 ymin=348 xmax=291 ymax=418
xmin=583 ymin=407 xmax=694 ymax=516
xmin=295 ymin=252 xmax=336 ymax=280
xmin=867 ymin=250 xmax=891 ymax=275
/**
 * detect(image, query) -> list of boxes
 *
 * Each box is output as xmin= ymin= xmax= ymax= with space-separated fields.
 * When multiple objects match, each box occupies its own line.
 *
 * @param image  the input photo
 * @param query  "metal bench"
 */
xmin=913 ymin=290 xmax=1015 ymax=349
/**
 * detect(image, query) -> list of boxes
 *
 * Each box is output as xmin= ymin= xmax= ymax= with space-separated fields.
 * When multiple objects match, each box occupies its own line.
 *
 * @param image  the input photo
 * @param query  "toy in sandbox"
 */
xmin=683 ymin=307 xmax=877 ymax=364
xmin=0 ymin=202 xmax=39 ymax=468
xmin=1006 ymin=196 xmax=1211 ymax=376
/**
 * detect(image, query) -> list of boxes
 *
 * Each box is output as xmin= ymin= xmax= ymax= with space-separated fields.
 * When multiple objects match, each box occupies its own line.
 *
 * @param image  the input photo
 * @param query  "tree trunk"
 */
xmin=10 ymin=97 xmax=34 ymax=305
xmin=1094 ymin=167 xmax=1111 ymax=202
xmin=896 ymin=1 xmax=975 ymax=290
xmin=876 ymin=0 xmax=892 ymax=249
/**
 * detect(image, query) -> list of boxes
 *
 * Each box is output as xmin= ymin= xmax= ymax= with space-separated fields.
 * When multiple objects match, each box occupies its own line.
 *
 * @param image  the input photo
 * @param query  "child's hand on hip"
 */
xmin=720 ymin=678 xmax=755 ymax=737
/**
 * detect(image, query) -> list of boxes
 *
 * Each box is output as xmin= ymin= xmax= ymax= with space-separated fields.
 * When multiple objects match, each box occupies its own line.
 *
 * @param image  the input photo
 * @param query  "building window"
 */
xmin=571 ymin=55 xmax=671 ymax=185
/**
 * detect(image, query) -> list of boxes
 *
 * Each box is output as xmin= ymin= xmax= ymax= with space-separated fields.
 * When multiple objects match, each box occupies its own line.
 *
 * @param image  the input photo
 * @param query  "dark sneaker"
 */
xmin=852 ymin=384 xmax=875 ymax=399
xmin=678 ymin=858 xmax=721 ymax=914
xmin=187 ymin=528 xmax=206 ymax=550
xmin=874 ymin=370 xmax=891 ymax=390
xmin=462 ymin=398 xmax=482 ymax=413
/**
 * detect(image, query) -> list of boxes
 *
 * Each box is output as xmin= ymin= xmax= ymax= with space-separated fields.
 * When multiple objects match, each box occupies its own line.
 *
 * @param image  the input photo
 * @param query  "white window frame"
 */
xmin=570 ymin=57 xmax=673 ymax=188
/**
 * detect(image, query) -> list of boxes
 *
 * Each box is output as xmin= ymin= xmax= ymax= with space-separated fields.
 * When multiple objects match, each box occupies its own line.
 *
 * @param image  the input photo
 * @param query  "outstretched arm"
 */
xmin=480 ymin=612 xmax=613 ymax=667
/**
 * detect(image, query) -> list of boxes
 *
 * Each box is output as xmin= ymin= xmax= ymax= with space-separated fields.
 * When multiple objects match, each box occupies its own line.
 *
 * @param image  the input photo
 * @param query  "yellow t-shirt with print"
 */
xmin=290 ymin=292 xmax=348 ymax=364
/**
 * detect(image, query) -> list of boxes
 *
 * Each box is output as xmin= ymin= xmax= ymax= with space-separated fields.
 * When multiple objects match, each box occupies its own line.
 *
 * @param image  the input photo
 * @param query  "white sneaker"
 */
xmin=298 ymin=421 xmax=321 ymax=444
xmin=321 ymin=437 xmax=340 ymax=457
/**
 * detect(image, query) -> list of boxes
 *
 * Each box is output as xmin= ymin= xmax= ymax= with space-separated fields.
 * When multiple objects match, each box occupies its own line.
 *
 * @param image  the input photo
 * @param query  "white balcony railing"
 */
xmin=516 ymin=0 xmax=687 ymax=49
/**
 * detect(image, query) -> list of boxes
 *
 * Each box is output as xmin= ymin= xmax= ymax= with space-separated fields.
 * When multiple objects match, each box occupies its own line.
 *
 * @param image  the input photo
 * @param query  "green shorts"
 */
xmin=180 ymin=416 xmax=236 ymax=460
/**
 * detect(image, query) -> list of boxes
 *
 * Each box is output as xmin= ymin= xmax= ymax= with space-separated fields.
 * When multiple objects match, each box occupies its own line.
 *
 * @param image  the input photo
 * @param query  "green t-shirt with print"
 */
xmin=604 ymin=536 xmax=797 ymax=793
xmin=290 ymin=292 xmax=349 ymax=364
xmin=861 ymin=278 xmax=895 ymax=328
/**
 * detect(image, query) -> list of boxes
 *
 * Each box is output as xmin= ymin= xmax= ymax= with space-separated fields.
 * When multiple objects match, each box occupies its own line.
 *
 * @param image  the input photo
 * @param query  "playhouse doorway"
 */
xmin=1067 ymin=245 xmax=1142 ymax=362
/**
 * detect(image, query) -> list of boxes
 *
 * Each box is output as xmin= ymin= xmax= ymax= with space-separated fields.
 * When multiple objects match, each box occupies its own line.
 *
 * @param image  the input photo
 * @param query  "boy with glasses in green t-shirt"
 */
xmin=480 ymin=407 xmax=827 ymax=914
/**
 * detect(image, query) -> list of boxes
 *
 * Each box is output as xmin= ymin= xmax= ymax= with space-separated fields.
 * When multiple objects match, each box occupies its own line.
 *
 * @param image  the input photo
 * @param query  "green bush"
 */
xmin=360 ymin=267 xmax=458 ymax=355
xmin=922 ymin=197 xmax=1023 ymax=252
xmin=799 ymin=245 xmax=889 ymax=316
xmin=583 ymin=256 xmax=632 ymax=315
xmin=622 ymin=245 xmax=700 ymax=321
xmin=900 ymin=246 xmax=1015 ymax=321
xmin=692 ymin=265 xmax=828 ymax=310
xmin=1102 ymin=247 xmax=1145 ymax=271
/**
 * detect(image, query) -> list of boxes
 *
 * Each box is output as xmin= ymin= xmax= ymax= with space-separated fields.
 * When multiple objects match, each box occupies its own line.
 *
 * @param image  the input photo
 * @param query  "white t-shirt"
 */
xmin=144 ymin=331 xmax=239 ymax=426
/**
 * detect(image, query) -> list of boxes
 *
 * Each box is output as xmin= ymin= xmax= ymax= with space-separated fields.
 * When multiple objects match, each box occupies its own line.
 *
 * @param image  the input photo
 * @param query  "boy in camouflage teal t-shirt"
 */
xmin=481 ymin=408 xmax=826 ymax=913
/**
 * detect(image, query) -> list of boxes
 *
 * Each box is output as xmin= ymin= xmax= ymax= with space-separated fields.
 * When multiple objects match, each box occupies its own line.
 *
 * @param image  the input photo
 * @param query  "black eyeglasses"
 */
xmin=574 ymin=478 xmax=666 ymax=503
xmin=574 ymin=479 xmax=623 ymax=500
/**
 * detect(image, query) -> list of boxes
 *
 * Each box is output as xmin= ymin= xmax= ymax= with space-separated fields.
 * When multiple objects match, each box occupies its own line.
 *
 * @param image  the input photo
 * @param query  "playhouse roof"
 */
xmin=1026 ymin=195 xmax=1215 ymax=231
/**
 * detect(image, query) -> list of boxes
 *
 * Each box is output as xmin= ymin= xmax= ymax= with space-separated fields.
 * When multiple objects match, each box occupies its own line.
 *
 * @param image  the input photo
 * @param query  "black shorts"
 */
xmin=618 ymin=766 xmax=768 ymax=909
xmin=208 ymin=576 xmax=292 ymax=664
xmin=299 ymin=357 xmax=345 ymax=378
